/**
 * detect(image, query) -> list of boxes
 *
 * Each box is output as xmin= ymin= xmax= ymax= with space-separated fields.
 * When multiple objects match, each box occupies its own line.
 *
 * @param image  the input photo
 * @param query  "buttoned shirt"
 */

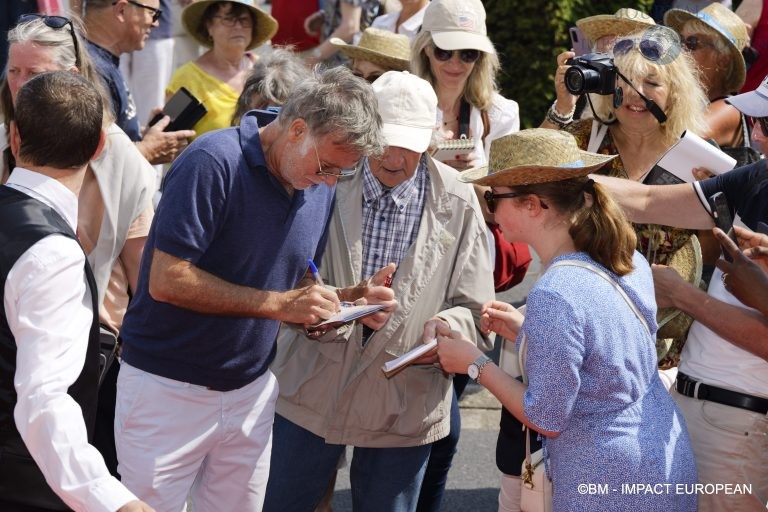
xmin=361 ymin=155 xmax=429 ymax=280
xmin=370 ymin=5 xmax=429 ymax=44
xmin=3 ymin=168 xmax=136 ymax=512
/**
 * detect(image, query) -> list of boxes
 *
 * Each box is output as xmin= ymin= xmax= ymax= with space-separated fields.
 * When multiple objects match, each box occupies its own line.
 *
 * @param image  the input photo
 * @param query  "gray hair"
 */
xmin=232 ymin=48 xmax=310 ymax=126
xmin=277 ymin=66 xmax=384 ymax=156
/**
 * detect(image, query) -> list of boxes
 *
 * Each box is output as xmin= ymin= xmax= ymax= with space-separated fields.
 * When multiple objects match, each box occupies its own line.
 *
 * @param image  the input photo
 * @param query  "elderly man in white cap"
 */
xmin=263 ymin=71 xmax=495 ymax=512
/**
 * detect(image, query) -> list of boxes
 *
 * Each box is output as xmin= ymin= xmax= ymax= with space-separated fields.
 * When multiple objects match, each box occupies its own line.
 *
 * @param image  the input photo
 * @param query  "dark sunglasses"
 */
xmin=432 ymin=45 xmax=481 ymax=64
xmin=353 ymin=71 xmax=383 ymax=84
xmin=752 ymin=116 xmax=768 ymax=135
xmin=17 ymin=14 xmax=81 ymax=69
xmin=484 ymin=190 xmax=549 ymax=213
xmin=682 ymin=35 xmax=716 ymax=52
xmin=612 ymin=38 xmax=667 ymax=62
xmin=114 ymin=0 xmax=163 ymax=23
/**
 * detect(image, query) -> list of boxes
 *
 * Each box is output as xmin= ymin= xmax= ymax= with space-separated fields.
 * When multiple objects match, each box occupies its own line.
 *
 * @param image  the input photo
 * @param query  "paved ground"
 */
xmin=330 ymin=253 xmax=542 ymax=511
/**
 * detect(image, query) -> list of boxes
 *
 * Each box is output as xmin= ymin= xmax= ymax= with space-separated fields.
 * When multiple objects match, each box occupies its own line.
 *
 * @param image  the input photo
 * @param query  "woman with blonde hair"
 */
xmin=411 ymin=0 xmax=519 ymax=170
xmin=434 ymin=128 xmax=697 ymax=512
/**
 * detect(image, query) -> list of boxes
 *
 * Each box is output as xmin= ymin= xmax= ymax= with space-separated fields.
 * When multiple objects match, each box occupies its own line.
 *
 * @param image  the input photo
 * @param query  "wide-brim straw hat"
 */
xmin=182 ymin=0 xmax=278 ymax=51
xmin=665 ymin=3 xmax=749 ymax=93
xmin=576 ymin=8 xmax=656 ymax=46
xmin=657 ymin=235 xmax=703 ymax=338
xmin=330 ymin=28 xmax=411 ymax=71
xmin=459 ymin=129 xmax=616 ymax=187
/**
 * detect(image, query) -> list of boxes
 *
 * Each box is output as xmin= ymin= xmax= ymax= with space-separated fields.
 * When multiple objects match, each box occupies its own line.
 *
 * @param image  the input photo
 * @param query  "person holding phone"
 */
xmin=167 ymin=0 xmax=277 ymax=138
xmin=715 ymin=226 xmax=768 ymax=317
xmin=592 ymin=163 xmax=768 ymax=512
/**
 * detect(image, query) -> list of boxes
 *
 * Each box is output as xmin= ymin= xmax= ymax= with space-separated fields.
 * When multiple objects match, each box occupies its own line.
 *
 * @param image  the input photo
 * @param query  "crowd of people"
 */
xmin=0 ymin=0 xmax=766 ymax=512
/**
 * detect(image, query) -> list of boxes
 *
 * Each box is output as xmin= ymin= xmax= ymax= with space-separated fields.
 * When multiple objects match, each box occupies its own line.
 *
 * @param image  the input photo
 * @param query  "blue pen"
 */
xmin=307 ymin=259 xmax=324 ymax=287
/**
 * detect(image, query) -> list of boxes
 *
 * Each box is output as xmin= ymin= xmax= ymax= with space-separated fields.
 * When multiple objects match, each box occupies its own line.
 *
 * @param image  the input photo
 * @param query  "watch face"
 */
xmin=468 ymin=364 xmax=479 ymax=380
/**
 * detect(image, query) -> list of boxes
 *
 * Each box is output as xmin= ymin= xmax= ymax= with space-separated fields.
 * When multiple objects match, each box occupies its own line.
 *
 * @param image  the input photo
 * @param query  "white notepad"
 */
xmin=381 ymin=338 xmax=438 ymax=378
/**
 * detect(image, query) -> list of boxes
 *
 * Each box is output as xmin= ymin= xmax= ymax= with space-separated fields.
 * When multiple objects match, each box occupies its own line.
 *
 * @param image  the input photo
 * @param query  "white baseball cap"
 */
xmin=371 ymin=71 xmax=437 ymax=154
xmin=422 ymin=0 xmax=495 ymax=54
xmin=726 ymin=74 xmax=768 ymax=117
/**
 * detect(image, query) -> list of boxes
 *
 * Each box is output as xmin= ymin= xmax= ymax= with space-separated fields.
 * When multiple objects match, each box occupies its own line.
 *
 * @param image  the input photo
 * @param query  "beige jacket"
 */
xmin=272 ymin=157 xmax=495 ymax=448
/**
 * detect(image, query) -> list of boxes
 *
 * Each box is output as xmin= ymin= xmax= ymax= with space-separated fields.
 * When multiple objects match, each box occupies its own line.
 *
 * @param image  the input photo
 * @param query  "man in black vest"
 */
xmin=0 ymin=72 xmax=152 ymax=512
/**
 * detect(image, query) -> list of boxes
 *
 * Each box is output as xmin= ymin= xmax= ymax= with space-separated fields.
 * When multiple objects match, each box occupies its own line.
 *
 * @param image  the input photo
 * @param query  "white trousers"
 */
xmin=498 ymin=474 xmax=522 ymax=512
xmin=115 ymin=363 xmax=278 ymax=512
xmin=672 ymin=388 xmax=768 ymax=511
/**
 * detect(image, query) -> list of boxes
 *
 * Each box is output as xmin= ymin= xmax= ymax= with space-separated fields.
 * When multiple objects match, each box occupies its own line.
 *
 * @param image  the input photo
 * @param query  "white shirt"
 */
xmin=679 ymin=182 xmax=768 ymax=397
xmin=3 ymin=168 xmax=137 ymax=512
xmin=370 ymin=6 xmax=428 ymax=44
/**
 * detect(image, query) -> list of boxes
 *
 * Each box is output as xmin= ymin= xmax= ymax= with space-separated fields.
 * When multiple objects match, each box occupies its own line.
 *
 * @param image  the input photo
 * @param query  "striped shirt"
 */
xmin=361 ymin=155 xmax=429 ymax=280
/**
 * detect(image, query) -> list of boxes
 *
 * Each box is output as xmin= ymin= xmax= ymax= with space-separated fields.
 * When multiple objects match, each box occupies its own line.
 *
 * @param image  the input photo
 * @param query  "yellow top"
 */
xmin=166 ymin=61 xmax=240 ymax=138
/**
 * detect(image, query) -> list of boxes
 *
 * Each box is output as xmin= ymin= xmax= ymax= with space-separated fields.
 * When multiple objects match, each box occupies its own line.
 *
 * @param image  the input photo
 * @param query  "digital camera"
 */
xmin=564 ymin=53 xmax=617 ymax=95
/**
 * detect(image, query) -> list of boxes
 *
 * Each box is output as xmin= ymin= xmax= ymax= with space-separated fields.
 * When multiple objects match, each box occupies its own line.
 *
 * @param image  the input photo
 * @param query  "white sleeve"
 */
xmin=4 ymin=235 xmax=137 ymax=512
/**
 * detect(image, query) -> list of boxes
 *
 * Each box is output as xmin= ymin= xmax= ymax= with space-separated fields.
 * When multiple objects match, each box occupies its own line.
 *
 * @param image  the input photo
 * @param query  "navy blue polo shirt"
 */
xmin=86 ymin=40 xmax=141 ymax=141
xmin=120 ymin=111 xmax=336 ymax=390
xmin=697 ymin=159 xmax=768 ymax=230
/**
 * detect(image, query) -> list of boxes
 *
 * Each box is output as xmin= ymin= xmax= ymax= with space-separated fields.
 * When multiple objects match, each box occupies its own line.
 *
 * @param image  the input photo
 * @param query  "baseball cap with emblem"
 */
xmin=422 ymin=0 xmax=495 ymax=54
xmin=371 ymin=71 xmax=437 ymax=154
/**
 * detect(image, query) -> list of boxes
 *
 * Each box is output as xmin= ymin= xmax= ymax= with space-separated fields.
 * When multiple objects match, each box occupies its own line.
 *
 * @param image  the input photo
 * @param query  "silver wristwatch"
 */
xmin=467 ymin=355 xmax=492 ymax=383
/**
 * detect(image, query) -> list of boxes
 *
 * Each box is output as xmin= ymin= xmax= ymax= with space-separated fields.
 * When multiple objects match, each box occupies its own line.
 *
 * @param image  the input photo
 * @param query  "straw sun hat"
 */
xmin=460 ymin=129 xmax=616 ymax=187
xmin=182 ymin=0 xmax=278 ymax=51
xmin=331 ymin=28 xmax=411 ymax=71
xmin=664 ymin=3 xmax=749 ymax=93
xmin=576 ymin=8 xmax=656 ymax=45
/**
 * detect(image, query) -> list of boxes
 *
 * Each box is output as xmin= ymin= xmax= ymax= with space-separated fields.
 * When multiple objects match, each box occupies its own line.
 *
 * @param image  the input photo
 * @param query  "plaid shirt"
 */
xmin=361 ymin=155 xmax=429 ymax=280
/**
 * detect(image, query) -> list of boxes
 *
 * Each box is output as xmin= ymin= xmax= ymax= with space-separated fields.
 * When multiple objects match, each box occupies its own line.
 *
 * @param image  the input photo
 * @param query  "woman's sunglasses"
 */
xmin=682 ymin=35 xmax=716 ymax=52
xmin=17 ymin=14 xmax=80 ymax=69
xmin=612 ymin=38 xmax=667 ymax=62
xmin=431 ymin=45 xmax=481 ymax=64
xmin=484 ymin=190 xmax=549 ymax=213
xmin=353 ymin=71 xmax=383 ymax=84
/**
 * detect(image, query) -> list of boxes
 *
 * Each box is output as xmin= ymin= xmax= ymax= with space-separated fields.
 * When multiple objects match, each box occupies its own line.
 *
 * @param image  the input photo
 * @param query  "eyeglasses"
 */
xmin=612 ymin=38 xmax=667 ymax=62
xmin=312 ymin=141 xmax=357 ymax=178
xmin=682 ymin=35 xmax=716 ymax=52
xmin=431 ymin=45 xmax=481 ymax=64
xmin=353 ymin=71 xmax=383 ymax=84
xmin=115 ymin=0 xmax=162 ymax=23
xmin=17 ymin=14 xmax=81 ymax=69
xmin=752 ymin=116 xmax=768 ymax=135
xmin=484 ymin=190 xmax=548 ymax=213
xmin=212 ymin=15 xmax=253 ymax=28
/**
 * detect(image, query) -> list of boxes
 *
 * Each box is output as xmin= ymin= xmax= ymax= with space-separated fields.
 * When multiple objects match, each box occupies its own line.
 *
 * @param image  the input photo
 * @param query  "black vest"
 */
xmin=0 ymin=186 xmax=100 ymax=510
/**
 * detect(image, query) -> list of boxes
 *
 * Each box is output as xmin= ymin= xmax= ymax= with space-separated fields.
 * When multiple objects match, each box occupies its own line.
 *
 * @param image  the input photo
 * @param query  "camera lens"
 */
xmin=565 ymin=67 xmax=601 ymax=95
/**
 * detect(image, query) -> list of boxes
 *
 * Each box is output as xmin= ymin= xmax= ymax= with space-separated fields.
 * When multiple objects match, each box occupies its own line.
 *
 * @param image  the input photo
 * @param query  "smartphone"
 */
xmin=569 ymin=26 xmax=591 ymax=57
xmin=148 ymin=87 xmax=203 ymax=130
xmin=709 ymin=192 xmax=737 ymax=262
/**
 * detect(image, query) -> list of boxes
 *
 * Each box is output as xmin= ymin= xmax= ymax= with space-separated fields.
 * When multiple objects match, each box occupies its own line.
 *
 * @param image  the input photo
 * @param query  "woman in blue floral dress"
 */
xmin=435 ymin=128 xmax=697 ymax=511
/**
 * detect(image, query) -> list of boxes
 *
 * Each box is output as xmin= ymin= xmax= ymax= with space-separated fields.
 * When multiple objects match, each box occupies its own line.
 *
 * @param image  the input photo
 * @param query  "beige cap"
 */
xmin=422 ymin=0 xmax=495 ymax=54
xmin=371 ymin=71 xmax=437 ymax=154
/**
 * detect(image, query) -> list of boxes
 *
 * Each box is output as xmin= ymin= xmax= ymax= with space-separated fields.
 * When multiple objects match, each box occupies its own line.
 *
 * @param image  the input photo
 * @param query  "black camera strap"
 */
xmin=615 ymin=70 xmax=668 ymax=124
xmin=459 ymin=99 xmax=471 ymax=138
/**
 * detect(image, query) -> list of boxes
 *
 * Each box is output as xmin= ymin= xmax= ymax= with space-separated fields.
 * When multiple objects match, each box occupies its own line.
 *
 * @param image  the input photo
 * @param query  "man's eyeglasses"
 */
xmin=431 ymin=45 xmax=481 ymax=64
xmin=115 ymin=0 xmax=163 ymax=23
xmin=682 ymin=35 xmax=716 ymax=52
xmin=484 ymin=190 xmax=548 ymax=213
xmin=313 ymin=141 xmax=357 ymax=178
xmin=17 ymin=14 xmax=81 ymax=69
xmin=752 ymin=116 xmax=768 ymax=135
xmin=612 ymin=38 xmax=668 ymax=62
xmin=353 ymin=71 xmax=383 ymax=84
xmin=212 ymin=15 xmax=253 ymax=28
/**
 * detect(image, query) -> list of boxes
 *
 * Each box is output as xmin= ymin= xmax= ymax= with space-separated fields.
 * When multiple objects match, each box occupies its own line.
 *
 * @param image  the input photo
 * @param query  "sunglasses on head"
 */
xmin=682 ymin=35 xmax=716 ymax=52
xmin=612 ymin=38 xmax=667 ymax=62
xmin=17 ymin=14 xmax=81 ymax=69
xmin=431 ymin=45 xmax=481 ymax=64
